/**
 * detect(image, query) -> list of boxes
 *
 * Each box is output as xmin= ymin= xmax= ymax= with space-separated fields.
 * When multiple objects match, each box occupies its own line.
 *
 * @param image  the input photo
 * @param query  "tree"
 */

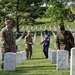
xmin=0 ymin=0 xmax=17 ymax=29
xmin=0 ymin=0 xmax=46 ymax=32
xmin=46 ymin=0 xmax=75 ymax=25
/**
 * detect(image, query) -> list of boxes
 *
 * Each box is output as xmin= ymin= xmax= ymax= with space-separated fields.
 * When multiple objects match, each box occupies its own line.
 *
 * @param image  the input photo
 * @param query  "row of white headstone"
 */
xmin=16 ymin=32 xmax=25 ymax=43
xmin=32 ymin=31 xmax=37 ymax=49
xmin=48 ymin=48 xmax=75 ymax=75
xmin=51 ymin=30 xmax=56 ymax=39
xmin=25 ymin=25 xmax=59 ymax=31
xmin=3 ymin=50 xmax=27 ymax=71
xmin=13 ymin=25 xmax=73 ymax=33
xmin=41 ymin=30 xmax=43 ymax=42
xmin=33 ymin=31 xmax=36 ymax=44
xmin=15 ymin=27 xmax=56 ymax=45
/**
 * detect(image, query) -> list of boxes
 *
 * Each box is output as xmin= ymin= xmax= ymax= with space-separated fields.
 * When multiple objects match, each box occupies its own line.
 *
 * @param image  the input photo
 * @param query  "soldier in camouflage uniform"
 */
xmin=24 ymin=31 xmax=33 ymax=59
xmin=0 ymin=20 xmax=16 ymax=69
xmin=56 ymin=25 xmax=74 ymax=57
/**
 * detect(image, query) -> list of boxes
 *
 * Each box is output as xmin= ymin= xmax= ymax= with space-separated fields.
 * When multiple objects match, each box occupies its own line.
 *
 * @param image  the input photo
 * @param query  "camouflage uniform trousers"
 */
xmin=26 ymin=46 xmax=32 ymax=59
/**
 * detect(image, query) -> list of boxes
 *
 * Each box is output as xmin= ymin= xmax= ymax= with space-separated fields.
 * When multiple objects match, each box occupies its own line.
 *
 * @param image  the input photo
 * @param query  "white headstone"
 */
xmin=26 ymin=26 xmax=28 ymax=31
xmin=16 ymin=52 xmax=23 ymax=64
xmin=45 ymin=26 xmax=47 ymax=30
xmin=54 ymin=43 xmax=56 ymax=48
xmin=36 ymin=26 xmax=37 ymax=30
xmin=4 ymin=52 xmax=16 ymax=71
xmin=52 ymin=30 xmax=56 ymax=39
xmin=48 ymin=49 xmax=52 ymax=60
xmin=41 ymin=31 xmax=43 ymax=42
xmin=50 ymin=38 xmax=52 ymax=42
xmin=49 ymin=26 xmax=52 ymax=30
xmin=54 ymin=26 xmax=57 ymax=31
xmin=51 ymin=50 xmax=57 ymax=64
xmin=30 ymin=26 xmax=33 ymax=30
xmin=0 ymin=48 xmax=2 ymax=66
xmin=16 ymin=32 xmax=24 ymax=43
xmin=21 ymin=50 xmax=27 ymax=60
xmin=70 ymin=47 xmax=75 ymax=75
xmin=57 ymin=50 xmax=69 ymax=70
xmin=33 ymin=32 xmax=36 ymax=44
xmin=17 ymin=46 xmax=20 ymax=51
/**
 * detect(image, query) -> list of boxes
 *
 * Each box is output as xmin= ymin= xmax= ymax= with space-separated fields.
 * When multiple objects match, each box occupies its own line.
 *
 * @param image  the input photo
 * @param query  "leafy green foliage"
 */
xmin=0 ymin=0 xmax=47 ymax=32
xmin=46 ymin=0 xmax=75 ymax=25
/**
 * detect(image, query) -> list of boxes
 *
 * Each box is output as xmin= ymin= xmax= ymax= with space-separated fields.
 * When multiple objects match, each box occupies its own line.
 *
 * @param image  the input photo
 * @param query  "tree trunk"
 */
xmin=16 ymin=0 xmax=20 ymax=33
xmin=16 ymin=16 xmax=19 ymax=32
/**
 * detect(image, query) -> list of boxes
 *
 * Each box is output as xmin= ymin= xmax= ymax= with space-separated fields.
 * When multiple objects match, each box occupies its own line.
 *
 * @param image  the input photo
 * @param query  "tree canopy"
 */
xmin=0 ymin=0 xmax=47 ymax=32
xmin=0 ymin=0 xmax=75 ymax=31
xmin=46 ymin=0 xmax=75 ymax=25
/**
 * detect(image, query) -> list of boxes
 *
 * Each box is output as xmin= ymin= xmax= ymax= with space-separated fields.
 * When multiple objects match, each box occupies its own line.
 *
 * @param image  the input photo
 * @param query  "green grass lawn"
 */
xmin=0 ymin=35 xmax=70 ymax=75
xmin=0 ymin=18 xmax=73 ymax=75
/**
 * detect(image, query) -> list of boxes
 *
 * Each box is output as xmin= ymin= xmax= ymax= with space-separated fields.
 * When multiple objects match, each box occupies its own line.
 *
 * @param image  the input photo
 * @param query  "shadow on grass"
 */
xmin=0 ymin=58 xmax=56 ymax=75
xmin=30 ymin=58 xmax=46 ymax=60
xmin=16 ymin=65 xmax=56 ymax=73
xmin=34 ymin=21 xmax=51 ymax=25
xmin=0 ymin=65 xmax=55 ymax=74
xmin=34 ymin=22 xmax=46 ymax=25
